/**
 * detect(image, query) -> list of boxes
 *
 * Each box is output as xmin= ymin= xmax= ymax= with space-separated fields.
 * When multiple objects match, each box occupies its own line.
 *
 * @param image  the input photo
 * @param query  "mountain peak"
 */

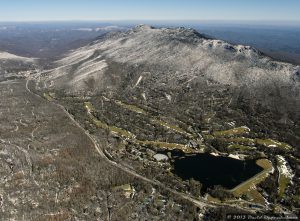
xmin=130 ymin=25 xmax=209 ymax=42
xmin=48 ymin=24 xmax=298 ymax=101
xmin=134 ymin=24 xmax=155 ymax=31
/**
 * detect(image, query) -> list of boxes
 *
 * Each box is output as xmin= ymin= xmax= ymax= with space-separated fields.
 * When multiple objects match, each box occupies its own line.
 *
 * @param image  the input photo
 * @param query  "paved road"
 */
xmin=25 ymin=79 xmax=215 ymax=210
xmin=26 ymin=78 xmax=268 ymax=214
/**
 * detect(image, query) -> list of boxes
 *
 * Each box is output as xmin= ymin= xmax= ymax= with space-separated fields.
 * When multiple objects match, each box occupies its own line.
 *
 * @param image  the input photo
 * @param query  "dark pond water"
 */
xmin=170 ymin=152 xmax=263 ymax=190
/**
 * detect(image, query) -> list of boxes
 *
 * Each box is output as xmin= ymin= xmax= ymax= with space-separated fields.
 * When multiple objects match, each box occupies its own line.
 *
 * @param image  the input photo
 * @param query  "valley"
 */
xmin=32 ymin=75 xmax=298 ymax=215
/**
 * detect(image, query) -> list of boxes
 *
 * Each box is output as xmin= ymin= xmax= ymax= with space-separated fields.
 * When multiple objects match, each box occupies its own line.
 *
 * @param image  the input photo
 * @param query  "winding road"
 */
xmin=25 ymin=79 xmax=214 ymax=210
xmin=25 ymin=78 xmax=262 ymax=213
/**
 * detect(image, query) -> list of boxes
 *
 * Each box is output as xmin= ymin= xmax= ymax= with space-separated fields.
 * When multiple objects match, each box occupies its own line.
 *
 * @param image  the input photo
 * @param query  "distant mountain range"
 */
xmin=1 ymin=22 xmax=300 ymax=65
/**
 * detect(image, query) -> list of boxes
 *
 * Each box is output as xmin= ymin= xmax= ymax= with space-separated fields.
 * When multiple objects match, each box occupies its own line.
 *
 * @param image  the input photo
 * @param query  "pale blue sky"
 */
xmin=0 ymin=0 xmax=300 ymax=22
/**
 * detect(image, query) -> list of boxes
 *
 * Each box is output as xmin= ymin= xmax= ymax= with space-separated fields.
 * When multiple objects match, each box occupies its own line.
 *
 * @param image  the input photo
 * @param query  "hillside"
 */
xmin=0 ymin=51 xmax=37 ymax=81
xmin=40 ymin=25 xmax=299 ymax=120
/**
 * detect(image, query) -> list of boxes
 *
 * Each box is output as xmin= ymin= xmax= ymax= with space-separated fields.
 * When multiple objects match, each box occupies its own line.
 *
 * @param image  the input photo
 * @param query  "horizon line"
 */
xmin=1 ymin=19 xmax=300 ymax=23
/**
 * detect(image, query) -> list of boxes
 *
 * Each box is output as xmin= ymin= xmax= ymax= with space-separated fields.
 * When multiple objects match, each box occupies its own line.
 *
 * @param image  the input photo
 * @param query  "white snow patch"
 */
xmin=134 ymin=75 xmax=143 ymax=87
xmin=277 ymin=155 xmax=294 ymax=179
xmin=141 ymin=92 xmax=147 ymax=101
xmin=0 ymin=52 xmax=35 ymax=61
xmin=241 ymin=126 xmax=251 ymax=132
xmin=227 ymin=121 xmax=236 ymax=127
xmin=228 ymin=154 xmax=242 ymax=160
xmin=72 ymin=60 xmax=107 ymax=83
xmin=57 ymin=48 xmax=95 ymax=66
xmin=153 ymin=154 xmax=169 ymax=161
xmin=165 ymin=93 xmax=172 ymax=101
xmin=269 ymin=144 xmax=277 ymax=147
